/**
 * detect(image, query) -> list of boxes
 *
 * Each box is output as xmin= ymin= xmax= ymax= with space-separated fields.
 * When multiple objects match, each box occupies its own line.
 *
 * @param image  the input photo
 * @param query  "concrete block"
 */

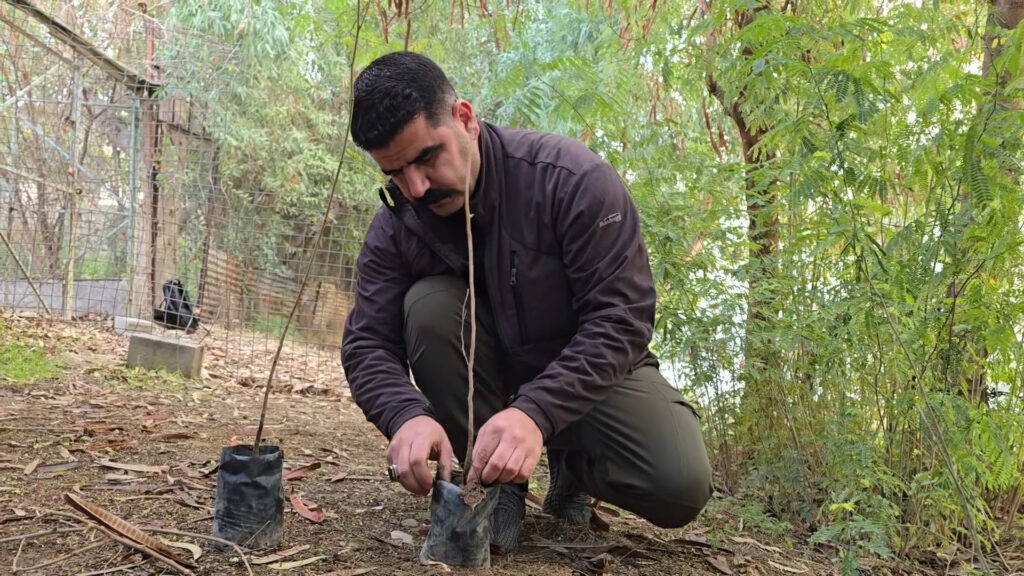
xmin=127 ymin=333 xmax=204 ymax=378
xmin=114 ymin=316 xmax=156 ymax=335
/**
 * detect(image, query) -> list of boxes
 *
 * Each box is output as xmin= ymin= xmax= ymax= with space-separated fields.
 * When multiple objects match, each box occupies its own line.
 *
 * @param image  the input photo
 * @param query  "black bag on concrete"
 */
xmin=153 ymin=279 xmax=199 ymax=333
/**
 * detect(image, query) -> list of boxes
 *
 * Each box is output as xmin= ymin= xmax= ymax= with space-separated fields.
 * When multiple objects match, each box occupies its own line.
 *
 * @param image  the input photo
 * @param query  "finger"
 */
xmin=481 ymin=441 xmax=513 ymax=486
xmin=437 ymin=437 xmax=455 ymax=483
xmin=514 ymin=449 xmax=540 ymax=484
xmin=408 ymin=435 xmax=434 ymax=495
xmin=386 ymin=436 xmax=404 ymax=467
xmin=468 ymin=427 xmax=500 ymax=485
xmin=392 ymin=442 xmax=419 ymax=495
xmin=498 ymin=448 xmax=525 ymax=484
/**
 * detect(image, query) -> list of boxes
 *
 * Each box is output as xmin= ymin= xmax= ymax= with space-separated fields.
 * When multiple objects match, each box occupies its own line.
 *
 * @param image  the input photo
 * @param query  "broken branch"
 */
xmin=14 ymin=541 xmax=105 ymax=573
xmin=139 ymin=527 xmax=253 ymax=576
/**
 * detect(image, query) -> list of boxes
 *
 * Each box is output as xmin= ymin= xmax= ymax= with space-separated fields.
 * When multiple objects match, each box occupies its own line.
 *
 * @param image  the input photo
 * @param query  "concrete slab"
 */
xmin=113 ymin=316 xmax=156 ymax=335
xmin=127 ymin=333 xmax=204 ymax=378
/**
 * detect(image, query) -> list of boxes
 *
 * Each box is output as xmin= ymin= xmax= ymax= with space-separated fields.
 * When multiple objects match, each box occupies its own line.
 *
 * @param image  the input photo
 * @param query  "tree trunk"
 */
xmin=704 ymin=2 xmax=785 ymax=441
xmin=950 ymin=0 xmax=1023 ymax=405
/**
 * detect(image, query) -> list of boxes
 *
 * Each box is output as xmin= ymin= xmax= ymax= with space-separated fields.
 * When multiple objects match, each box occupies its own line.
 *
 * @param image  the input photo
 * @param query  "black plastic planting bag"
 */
xmin=212 ymin=445 xmax=284 ymax=549
xmin=419 ymin=479 xmax=500 ymax=567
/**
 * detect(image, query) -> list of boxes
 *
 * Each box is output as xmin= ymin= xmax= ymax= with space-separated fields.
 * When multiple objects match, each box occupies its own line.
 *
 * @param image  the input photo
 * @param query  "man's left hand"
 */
xmin=468 ymin=407 xmax=543 ymax=485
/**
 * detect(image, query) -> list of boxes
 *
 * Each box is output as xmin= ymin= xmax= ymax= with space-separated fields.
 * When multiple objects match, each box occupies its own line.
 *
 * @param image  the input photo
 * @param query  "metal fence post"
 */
xmin=61 ymin=64 xmax=81 ymax=320
xmin=126 ymin=96 xmax=140 ymax=316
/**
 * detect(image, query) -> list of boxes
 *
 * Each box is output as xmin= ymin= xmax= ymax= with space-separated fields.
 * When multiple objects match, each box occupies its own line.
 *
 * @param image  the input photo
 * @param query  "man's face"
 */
xmin=370 ymin=101 xmax=480 ymax=217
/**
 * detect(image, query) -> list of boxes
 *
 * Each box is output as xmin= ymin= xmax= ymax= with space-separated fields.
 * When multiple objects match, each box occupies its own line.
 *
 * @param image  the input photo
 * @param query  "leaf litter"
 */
xmin=0 ymin=313 xmax=845 ymax=575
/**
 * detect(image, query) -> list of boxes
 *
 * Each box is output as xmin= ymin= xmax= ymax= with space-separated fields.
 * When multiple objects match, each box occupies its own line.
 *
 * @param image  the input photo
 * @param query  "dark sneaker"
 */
xmin=489 ymin=482 xmax=526 ymax=555
xmin=543 ymin=449 xmax=592 ymax=525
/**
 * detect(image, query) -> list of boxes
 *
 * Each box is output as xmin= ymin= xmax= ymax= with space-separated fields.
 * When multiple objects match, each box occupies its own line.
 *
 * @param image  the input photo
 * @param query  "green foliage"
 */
xmin=121 ymin=0 xmax=1024 ymax=564
xmin=709 ymin=496 xmax=793 ymax=540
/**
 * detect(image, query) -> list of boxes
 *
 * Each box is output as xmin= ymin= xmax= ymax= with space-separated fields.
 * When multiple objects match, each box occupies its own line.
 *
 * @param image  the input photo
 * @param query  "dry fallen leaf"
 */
xmin=251 ymin=544 xmax=311 ymax=565
xmin=36 ymin=461 xmax=80 ymax=474
xmin=590 ymin=507 xmax=611 ymax=532
xmin=96 ymin=459 xmax=168 ymax=474
xmin=289 ymin=492 xmax=325 ymax=523
xmin=161 ymin=539 xmax=203 ymax=561
xmin=104 ymin=473 xmax=142 ymax=483
xmin=731 ymin=536 xmax=784 ymax=554
xmin=283 ymin=461 xmax=321 ymax=481
xmin=707 ymin=554 xmax=734 ymax=575
xmin=267 ymin=555 xmax=327 ymax=570
xmin=23 ymin=458 xmax=41 ymax=475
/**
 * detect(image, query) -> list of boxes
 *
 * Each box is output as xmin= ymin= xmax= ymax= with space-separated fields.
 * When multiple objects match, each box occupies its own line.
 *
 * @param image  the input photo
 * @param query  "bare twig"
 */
xmin=0 ymin=526 xmax=86 ymax=544
xmin=139 ymin=527 xmax=253 ymax=576
xmin=12 ymin=536 xmax=25 ymax=572
xmin=462 ymin=157 xmax=478 ymax=474
xmin=31 ymin=508 xmax=90 ymax=523
xmin=252 ymin=0 xmax=367 ymax=452
xmin=75 ymin=561 xmax=148 ymax=576
xmin=14 ymin=541 xmax=106 ymax=573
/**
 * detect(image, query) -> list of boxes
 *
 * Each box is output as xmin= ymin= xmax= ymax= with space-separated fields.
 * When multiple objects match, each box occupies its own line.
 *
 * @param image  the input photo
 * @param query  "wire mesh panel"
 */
xmin=0 ymin=1 xmax=373 ymax=391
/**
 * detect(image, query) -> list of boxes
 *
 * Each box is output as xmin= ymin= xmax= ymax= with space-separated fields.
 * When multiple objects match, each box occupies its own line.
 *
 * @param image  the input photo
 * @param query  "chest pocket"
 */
xmin=508 ymin=244 xmax=577 ymax=345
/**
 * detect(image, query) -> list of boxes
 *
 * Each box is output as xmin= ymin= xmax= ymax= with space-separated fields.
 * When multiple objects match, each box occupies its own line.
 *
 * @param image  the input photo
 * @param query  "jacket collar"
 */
xmin=375 ymin=121 xmax=507 ymax=272
xmin=470 ymin=121 xmax=504 ymax=230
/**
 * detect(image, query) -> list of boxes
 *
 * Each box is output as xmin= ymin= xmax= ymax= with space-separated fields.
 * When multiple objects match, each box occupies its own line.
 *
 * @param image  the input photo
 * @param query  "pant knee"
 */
xmin=639 ymin=469 xmax=713 ymax=528
xmin=403 ymin=276 xmax=467 ymax=340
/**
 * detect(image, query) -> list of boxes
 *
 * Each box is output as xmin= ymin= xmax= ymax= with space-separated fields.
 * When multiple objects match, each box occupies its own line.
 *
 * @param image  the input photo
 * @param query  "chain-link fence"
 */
xmin=1 ymin=1 xmax=372 ymax=390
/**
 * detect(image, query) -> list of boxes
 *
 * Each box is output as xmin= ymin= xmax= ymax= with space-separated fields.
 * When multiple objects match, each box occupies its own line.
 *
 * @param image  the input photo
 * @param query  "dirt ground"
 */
xmin=0 ymin=312 xmax=927 ymax=575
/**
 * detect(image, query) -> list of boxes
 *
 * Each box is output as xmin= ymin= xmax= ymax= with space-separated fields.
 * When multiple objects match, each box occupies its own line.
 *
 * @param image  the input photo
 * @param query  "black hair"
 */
xmin=350 ymin=52 xmax=457 ymax=151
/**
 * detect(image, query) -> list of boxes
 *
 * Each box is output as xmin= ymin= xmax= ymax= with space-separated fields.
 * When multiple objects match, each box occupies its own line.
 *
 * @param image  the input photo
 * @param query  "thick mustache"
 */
xmin=417 ymin=188 xmax=458 ymax=206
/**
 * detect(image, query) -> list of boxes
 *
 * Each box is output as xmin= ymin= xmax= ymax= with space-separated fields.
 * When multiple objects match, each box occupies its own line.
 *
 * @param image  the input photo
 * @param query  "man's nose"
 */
xmin=405 ymin=167 xmax=430 ymax=199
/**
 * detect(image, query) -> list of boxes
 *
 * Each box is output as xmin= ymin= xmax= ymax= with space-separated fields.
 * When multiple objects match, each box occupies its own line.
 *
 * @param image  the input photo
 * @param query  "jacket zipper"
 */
xmin=510 ymin=250 xmax=528 ymax=343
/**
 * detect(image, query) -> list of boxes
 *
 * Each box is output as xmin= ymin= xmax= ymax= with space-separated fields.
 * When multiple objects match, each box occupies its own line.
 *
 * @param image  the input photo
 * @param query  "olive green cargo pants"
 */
xmin=404 ymin=275 xmax=712 ymax=528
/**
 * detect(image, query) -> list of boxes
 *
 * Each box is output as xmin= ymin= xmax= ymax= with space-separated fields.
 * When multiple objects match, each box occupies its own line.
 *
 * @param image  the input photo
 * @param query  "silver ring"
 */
xmin=387 ymin=464 xmax=400 ymax=482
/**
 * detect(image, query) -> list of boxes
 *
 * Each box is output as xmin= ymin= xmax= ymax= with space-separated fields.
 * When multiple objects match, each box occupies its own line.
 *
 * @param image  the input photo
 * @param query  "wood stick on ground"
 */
xmin=63 ymin=493 xmax=193 ymax=568
xmin=12 ymin=535 xmax=25 ymax=571
xmin=139 ymin=526 xmax=254 ymax=576
xmin=0 ymin=526 xmax=86 ymax=544
xmin=90 ymin=524 xmax=193 ymax=576
xmin=75 ymin=561 xmax=148 ymax=576
xmin=0 ymin=229 xmax=51 ymax=314
xmin=14 ymin=541 xmax=105 ymax=573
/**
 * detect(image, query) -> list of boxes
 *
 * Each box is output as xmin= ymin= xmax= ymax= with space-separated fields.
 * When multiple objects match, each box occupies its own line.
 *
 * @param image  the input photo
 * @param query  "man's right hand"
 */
xmin=387 ymin=415 xmax=454 ymax=495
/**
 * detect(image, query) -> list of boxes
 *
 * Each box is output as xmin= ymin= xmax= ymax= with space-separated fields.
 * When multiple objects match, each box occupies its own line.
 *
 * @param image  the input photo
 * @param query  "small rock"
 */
xmin=390 ymin=530 xmax=414 ymax=545
xmin=401 ymin=518 xmax=419 ymax=529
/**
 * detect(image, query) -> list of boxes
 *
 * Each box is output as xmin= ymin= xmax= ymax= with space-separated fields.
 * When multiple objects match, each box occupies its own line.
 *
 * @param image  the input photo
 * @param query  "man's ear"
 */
xmin=453 ymin=100 xmax=477 ymax=135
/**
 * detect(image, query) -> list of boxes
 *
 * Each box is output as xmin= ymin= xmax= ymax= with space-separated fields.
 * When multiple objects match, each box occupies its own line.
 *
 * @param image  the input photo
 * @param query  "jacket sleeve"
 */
xmin=509 ymin=161 xmax=656 ymax=439
xmin=341 ymin=208 xmax=434 ymax=439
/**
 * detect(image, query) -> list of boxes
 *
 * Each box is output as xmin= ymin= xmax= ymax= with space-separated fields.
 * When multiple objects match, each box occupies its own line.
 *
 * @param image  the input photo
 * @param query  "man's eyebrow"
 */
xmin=381 ymin=143 xmax=443 ymax=176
